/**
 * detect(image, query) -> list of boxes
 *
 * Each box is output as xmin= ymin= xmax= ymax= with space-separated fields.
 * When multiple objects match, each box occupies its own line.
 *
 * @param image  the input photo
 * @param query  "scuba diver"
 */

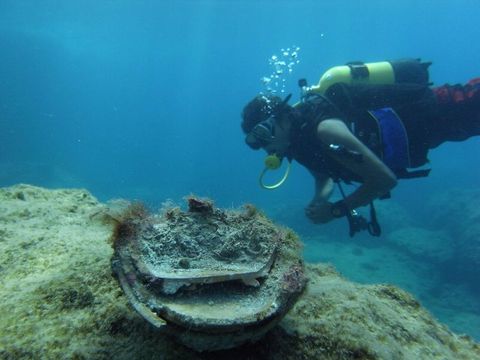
xmin=241 ymin=59 xmax=480 ymax=237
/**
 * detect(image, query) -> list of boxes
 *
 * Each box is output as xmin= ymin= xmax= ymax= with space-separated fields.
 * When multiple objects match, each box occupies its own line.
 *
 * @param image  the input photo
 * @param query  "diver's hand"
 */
xmin=305 ymin=201 xmax=335 ymax=224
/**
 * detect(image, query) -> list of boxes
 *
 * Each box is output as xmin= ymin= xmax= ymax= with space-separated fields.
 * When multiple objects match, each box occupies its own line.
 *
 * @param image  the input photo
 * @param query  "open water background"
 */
xmin=0 ymin=0 xmax=479 ymax=340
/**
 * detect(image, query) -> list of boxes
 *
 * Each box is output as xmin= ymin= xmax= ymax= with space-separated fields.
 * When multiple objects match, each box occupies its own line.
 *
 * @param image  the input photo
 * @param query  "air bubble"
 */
xmin=261 ymin=46 xmax=301 ymax=95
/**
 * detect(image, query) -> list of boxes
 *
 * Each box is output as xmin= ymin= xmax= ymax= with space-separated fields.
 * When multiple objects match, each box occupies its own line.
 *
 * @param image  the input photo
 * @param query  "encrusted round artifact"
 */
xmin=111 ymin=196 xmax=306 ymax=351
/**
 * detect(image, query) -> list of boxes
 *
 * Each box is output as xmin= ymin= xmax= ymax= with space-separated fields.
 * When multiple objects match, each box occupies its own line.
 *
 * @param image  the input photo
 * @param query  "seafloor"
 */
xmin=0 ymin=184 xmax=479 ymax=359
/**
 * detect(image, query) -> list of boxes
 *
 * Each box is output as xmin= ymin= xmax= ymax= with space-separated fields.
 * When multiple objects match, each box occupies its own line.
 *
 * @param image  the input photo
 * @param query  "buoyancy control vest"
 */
xmin=291 ymin=58 xmax=436 ymax=182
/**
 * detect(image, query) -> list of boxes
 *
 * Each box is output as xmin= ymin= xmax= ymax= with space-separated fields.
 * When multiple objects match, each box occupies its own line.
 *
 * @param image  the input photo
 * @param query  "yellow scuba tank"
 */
xmin=308 ymin=61 xmax=395 ymax=95
xmin=304 ymin=59 xmax=430 ymax=97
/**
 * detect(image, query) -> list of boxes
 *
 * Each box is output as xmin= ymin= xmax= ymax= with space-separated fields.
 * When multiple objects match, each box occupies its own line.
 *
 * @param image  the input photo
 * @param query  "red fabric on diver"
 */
xmin=432 ymin=78 xmax=480 ymax=105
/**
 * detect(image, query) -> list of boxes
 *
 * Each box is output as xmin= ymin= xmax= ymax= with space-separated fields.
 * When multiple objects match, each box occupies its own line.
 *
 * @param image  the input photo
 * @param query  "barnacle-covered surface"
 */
xmin=111 ymin=196 xmax=306 ymax=350
xmin=135 ymin=199 xmax=278 ymax=286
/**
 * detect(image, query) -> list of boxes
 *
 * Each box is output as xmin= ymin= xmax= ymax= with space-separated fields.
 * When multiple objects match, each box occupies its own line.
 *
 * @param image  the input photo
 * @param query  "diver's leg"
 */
xmin=428 ymin=78 xmax=480 ymax=148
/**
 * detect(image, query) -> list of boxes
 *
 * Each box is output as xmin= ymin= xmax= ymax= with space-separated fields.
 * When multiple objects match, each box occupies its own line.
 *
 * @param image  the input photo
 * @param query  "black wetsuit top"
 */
xmin=286 ymin=84 xmax=439 ymax=183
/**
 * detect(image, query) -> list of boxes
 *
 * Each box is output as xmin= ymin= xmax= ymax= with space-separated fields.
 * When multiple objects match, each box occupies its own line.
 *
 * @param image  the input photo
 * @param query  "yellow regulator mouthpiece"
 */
xmin=259 ymin=154 xmax=292 ymax=190
xmin=264 ymin=154 xmax=282 ymax=169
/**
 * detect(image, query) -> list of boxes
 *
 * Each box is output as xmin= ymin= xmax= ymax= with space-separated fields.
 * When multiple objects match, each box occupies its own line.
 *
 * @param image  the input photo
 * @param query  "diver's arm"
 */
xmin=304 ymin=170 xmax=335 ymax=224
xmin=309 ymin=170 xmax=334 ymax=204
xmin=316 ymin=119 xmax=397 ymax=210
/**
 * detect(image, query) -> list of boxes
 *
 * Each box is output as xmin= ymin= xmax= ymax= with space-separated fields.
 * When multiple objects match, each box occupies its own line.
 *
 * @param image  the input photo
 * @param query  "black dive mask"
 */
xmin=245 ymin=116 xmax=276 ymax=150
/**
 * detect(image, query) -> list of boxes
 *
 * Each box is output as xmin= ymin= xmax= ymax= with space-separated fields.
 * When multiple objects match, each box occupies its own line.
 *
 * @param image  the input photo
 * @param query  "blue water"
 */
xmin=1 ymin=0 xmax=479 ymax=341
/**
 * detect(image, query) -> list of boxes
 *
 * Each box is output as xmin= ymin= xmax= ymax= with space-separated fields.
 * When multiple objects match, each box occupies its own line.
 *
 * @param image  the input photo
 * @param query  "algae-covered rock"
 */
xmin=0 ymin=184 xmax=199 ymax=360
xmin=0 ymin=184 xmax=479 ymax=359
xmin=260 ymin=264 xmax=480 ymax=359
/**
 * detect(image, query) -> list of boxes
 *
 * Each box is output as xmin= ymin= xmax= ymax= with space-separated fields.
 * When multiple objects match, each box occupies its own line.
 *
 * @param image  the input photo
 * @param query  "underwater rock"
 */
xmin=111 ymin=195 xmax=306 ymax=351
xmin=0 ymin=184 xmax=479 ymax=359
xmin=427 ymin=188 xmax=480 ymax=279
xmin=258 ymin=264 xmax=480 ymax=359
xmin=386 ymin=226 xmax=453 ymax=263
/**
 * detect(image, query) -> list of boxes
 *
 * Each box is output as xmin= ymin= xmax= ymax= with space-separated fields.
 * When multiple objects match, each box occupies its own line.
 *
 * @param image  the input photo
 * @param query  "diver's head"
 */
xmin=241 ymin=94 xmax=293 ymax=156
